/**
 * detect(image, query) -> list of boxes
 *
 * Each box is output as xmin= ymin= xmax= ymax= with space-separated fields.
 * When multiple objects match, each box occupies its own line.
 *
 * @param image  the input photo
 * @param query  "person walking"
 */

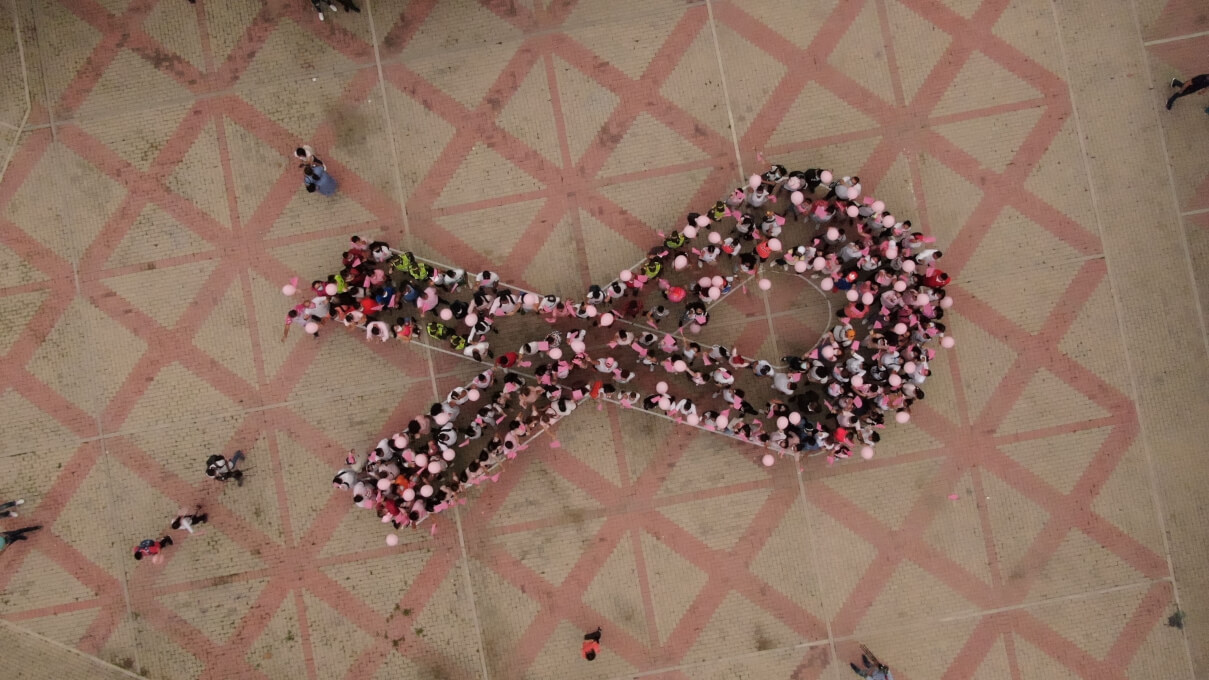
xmin=851 ymin=644 xmax=894 ymax=679
xmin=0 ymin=526 xmax=40 ymax=552
xmin=308 ymin=0 xmax=361 ymax=22
xmin=1167 ymin=73 xmax=1209 ymax=110
xmin=303 ymin=164 xmax=339 ymax=196
xmin=133 ymin=536 xmax=173 ymax=562
xmin=171 ymin=509 xmax=209 ymax=534
xmin=0 ymin=498 xmax=24 ymax=518
xmin=581 ymin=627 xmax=602 ymax=661
xmin=294 ymin=145 xmax=323 ymax=168
xmin=206 ymin=451 xmax=246 ymax=486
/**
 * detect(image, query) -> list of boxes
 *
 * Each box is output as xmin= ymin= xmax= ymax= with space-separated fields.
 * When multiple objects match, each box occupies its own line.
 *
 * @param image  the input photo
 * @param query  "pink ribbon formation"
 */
xmin=283 ymin=163 xmax=955 ymax=539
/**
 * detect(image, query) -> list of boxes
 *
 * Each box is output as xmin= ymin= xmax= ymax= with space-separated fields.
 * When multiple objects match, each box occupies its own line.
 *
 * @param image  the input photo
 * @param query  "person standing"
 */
xmin=308 ymin=0 xmax=361 ymax=22
xmin=304 ymin=165 xmax=339 ymax=196
xmin=1167 ymin=74 xmax=1209 ymax=110
xmin=0 ymin=526 xmax=40 ymax=552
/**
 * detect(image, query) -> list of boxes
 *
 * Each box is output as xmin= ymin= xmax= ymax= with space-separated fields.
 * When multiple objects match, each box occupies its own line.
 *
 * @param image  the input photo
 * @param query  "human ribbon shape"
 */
xmin=283 ymin=162 xmax=955 ymax=537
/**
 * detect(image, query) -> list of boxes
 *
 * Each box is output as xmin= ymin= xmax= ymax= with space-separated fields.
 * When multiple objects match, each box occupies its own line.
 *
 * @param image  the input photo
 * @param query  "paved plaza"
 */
xmin=2 ymin=0 xmax=1209 ymax=678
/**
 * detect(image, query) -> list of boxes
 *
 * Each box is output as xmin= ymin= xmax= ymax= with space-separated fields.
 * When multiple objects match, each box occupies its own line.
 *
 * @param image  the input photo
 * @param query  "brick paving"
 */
xmin=0 ymin=0 xmax=1207 ymax=679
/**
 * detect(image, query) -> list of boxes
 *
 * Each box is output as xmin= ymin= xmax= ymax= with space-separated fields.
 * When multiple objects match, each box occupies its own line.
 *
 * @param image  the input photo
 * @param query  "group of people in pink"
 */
xmin=283 ymin=158 xmax=955 ymax=535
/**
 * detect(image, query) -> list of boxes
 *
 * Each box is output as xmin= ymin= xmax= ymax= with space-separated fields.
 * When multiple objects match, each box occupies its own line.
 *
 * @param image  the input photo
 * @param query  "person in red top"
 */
xmin=581 ymin=627 xmax=602 ymax=660
xmin=495 ymin=352 xmax=519 ymax=368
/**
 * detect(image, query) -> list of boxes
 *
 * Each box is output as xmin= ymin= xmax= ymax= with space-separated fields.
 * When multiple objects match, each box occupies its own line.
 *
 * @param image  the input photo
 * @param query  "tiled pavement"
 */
xmin=0 ymin=0 xmax=1207 ymax=678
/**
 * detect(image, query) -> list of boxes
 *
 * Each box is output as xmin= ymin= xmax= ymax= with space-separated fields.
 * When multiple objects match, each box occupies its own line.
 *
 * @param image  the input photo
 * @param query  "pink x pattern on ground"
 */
xmin=0 ymin=0 xmax=1195 ymax=678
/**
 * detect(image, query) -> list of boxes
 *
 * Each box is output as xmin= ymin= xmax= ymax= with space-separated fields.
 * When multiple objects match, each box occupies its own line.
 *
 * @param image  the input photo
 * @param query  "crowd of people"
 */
xmin=283 ymin=159 xmax=955 ymax=534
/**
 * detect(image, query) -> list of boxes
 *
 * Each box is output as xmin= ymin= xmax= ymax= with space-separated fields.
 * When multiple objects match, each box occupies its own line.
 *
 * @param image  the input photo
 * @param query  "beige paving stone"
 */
xmin=1052 ymin=2 xmax=1209 ymax=673
xmin=0 ymin=4 xmax=25 ymax=125
xmin=495 ymin=59 xmax=562 ymax=166
xmin=433 ymin=141 xmax=544 ymax=209
xmin=822 ymin=456 xmax=945 ymax=531
xmin=154 ymin=576 xmax=270 ymax=645
xmin=957 ymin=262 xmax=1083 ymax=336
xmin=1146 ymin=35 xmax=1209 ymax=213
xmin=657 ymin=9 xmax=733 ymax=138
xmin=681 ymin=590 xmax=803 ymax=665
xmin=991 ymin=0 xmax=1065 ymax=76
xmin=713 ymin=23 xmax=788 ymax=140
xmin=885 ymin=0 xmax=953 ymax=104
xmin=0 ymin=622 xmax=142 ymax=680
xmin=236 ymin=17 xmax=360 ymax=89
xmin=826 ymin=1 xmax=895 ymax=106
xmin=836 ymin=615 xmax=1013 ymax=680
xmin=932 ymin=51 xmax=1045 ymax=119
xmin=765 ymin=81 xmax=881 ymax=149
xmin=598 ymin=112 xmax=714 ymax=178
xmin=1020 ymin=116 xmax=1099 ymax=237
xmin=244 ymin=596 xmax=308 ymax=679
xmin=388 ymin=0 xmax=524 ymax=62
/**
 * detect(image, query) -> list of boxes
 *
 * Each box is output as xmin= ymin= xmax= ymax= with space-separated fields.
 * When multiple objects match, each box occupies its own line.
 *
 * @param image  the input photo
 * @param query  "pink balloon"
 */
xmin=940 ymin=296 xmax=954 ymax=309
xmin=673 ymin=360 xmax=687 ymax=372
xmin=402 ymin=488 xmax=416 ymax=501
xmin=812 ymin=257 xmax=826 ymax=270
xmin=439 ymin=308 xmax=453 ymax=321
xmin=893 ymin=280 xmax=907 ymax=292
xmin=768 ymin=238 xmax=782 ymax=251
xmin=872 ymin=200 xmax=885 ymax=213
xmin=776 ymin=416 xmax=789 ymax=430
xmin=468 ymin=388 xmax=481 ymax=401
xmin=758 ymin=278 xmax=773 ymax=291
xmin=620 ymin=269 xmax=633 ymax=281
xmin=708 ymin=231 xmax=722 ymax=244
xmin=325 ymin=283 xmax=337 ymax=295
xmin=599 ymin=313 xmax=615 ymax=326
xmin=698 ymin=277 xmax=712 ymax=289
xmin=683 ymin=226 xmax=698 ymax=239
xmin=688 ymin=323 xmax=702 ymax=334
xmin=377 ymin=478 xmax=391 ymax=490
xmin=790 ymin=191 xmax=804 ymax=205
xmin=465 ymin=313 xmax=478 ymax=327
xmin=415 ymin=453 xmax=428 ymax=467
xmin=428 ymin=460 xmax=443 ymax=474
xmin=304 ymin=322 xmax=319 ymax=334
xmin=716 ymin=416 xmax=729 ymax=429
xmin=893 ymin=323 xmax=908 ymax=335
xmin=885 ymin=245 xmax=898 ymax=259
xmin=904 ymin=361 xmax=917 ymax=374
xmin=762 ymin=454 xmax=775 ymax=467
xmin=902 ymin=260 xmax=917 ymax=273
xmin=386 ymin=533 xmax=399 ymax=546
xmin=789 ymin=411 xmax=802 ymax=425
xmin=861 ymin=292 xmax=874 ymax=305
xmin=442 ymin=448 xmax=456 ymax=461
xmin=820 ymin=278 xmax=834 ymax=291
xmin=846 ymin=289 xmax=859 ymax=302
xmin=570 ymin=341 xmax=586 ymax=354
xmin=821 ymin=345 xmax=835 ymax=359
xmin=584 ymin=305 xmax=597 ymax=317
xmin=282 ymin=284 xmax=297 ymax=296
xmin=794 ymin=260 xmax=808 ymax=273
xmin=820 ymin=170 xmax=833 ymax=183
xmin=656 ymin=381 xmax=669 ymax=394
xmin=826 ymin=227 xmax=840 ymax=241
xmin=695 ymin=215 xmax=711 ymax=227
xmin=889 ymin=374 xmax=902 ymax=387
xmin=658 ymin=397 xmax=671 ymax=410
xmin=749 ymin=174 xmax=762 ymax=189
xmin=420 ymin=484 xmax=434 ymax=497
xmin=882 ymin=214 xmax=895 ymax=227
xmin=711 ymin=276 xmax=724 ymax=288
xmin=846 ymin=205 xmax=859 ymax=217
xmin=941 ymin=336 xmax=955 ymax=348
xmin=434 ymin=412 xmax=449 ymax=426
xmin=523 ymin=293 xmax=539 ymax=306
xmin=708 ymin=286 xmax=721 ymax=300
xmin=686 ymin=414 xmax=700 ymax=425
xmin=895 ymin=411 xmax=910 ymax=423
xmin=860 ymin=446 xmax=874 ymax=460
xmin=851 ymin=375 xmax=864 ymax=387
xmin=548 ymin=347 xmax=563 ymax=360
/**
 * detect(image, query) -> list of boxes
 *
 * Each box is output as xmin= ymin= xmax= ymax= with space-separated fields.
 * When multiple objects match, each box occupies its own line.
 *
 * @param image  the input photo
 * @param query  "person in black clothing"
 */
xmin=309 ymin=0 xmax=361 ymax=21
xmin=1167 ymin=74 xmax=1209 ymax=110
